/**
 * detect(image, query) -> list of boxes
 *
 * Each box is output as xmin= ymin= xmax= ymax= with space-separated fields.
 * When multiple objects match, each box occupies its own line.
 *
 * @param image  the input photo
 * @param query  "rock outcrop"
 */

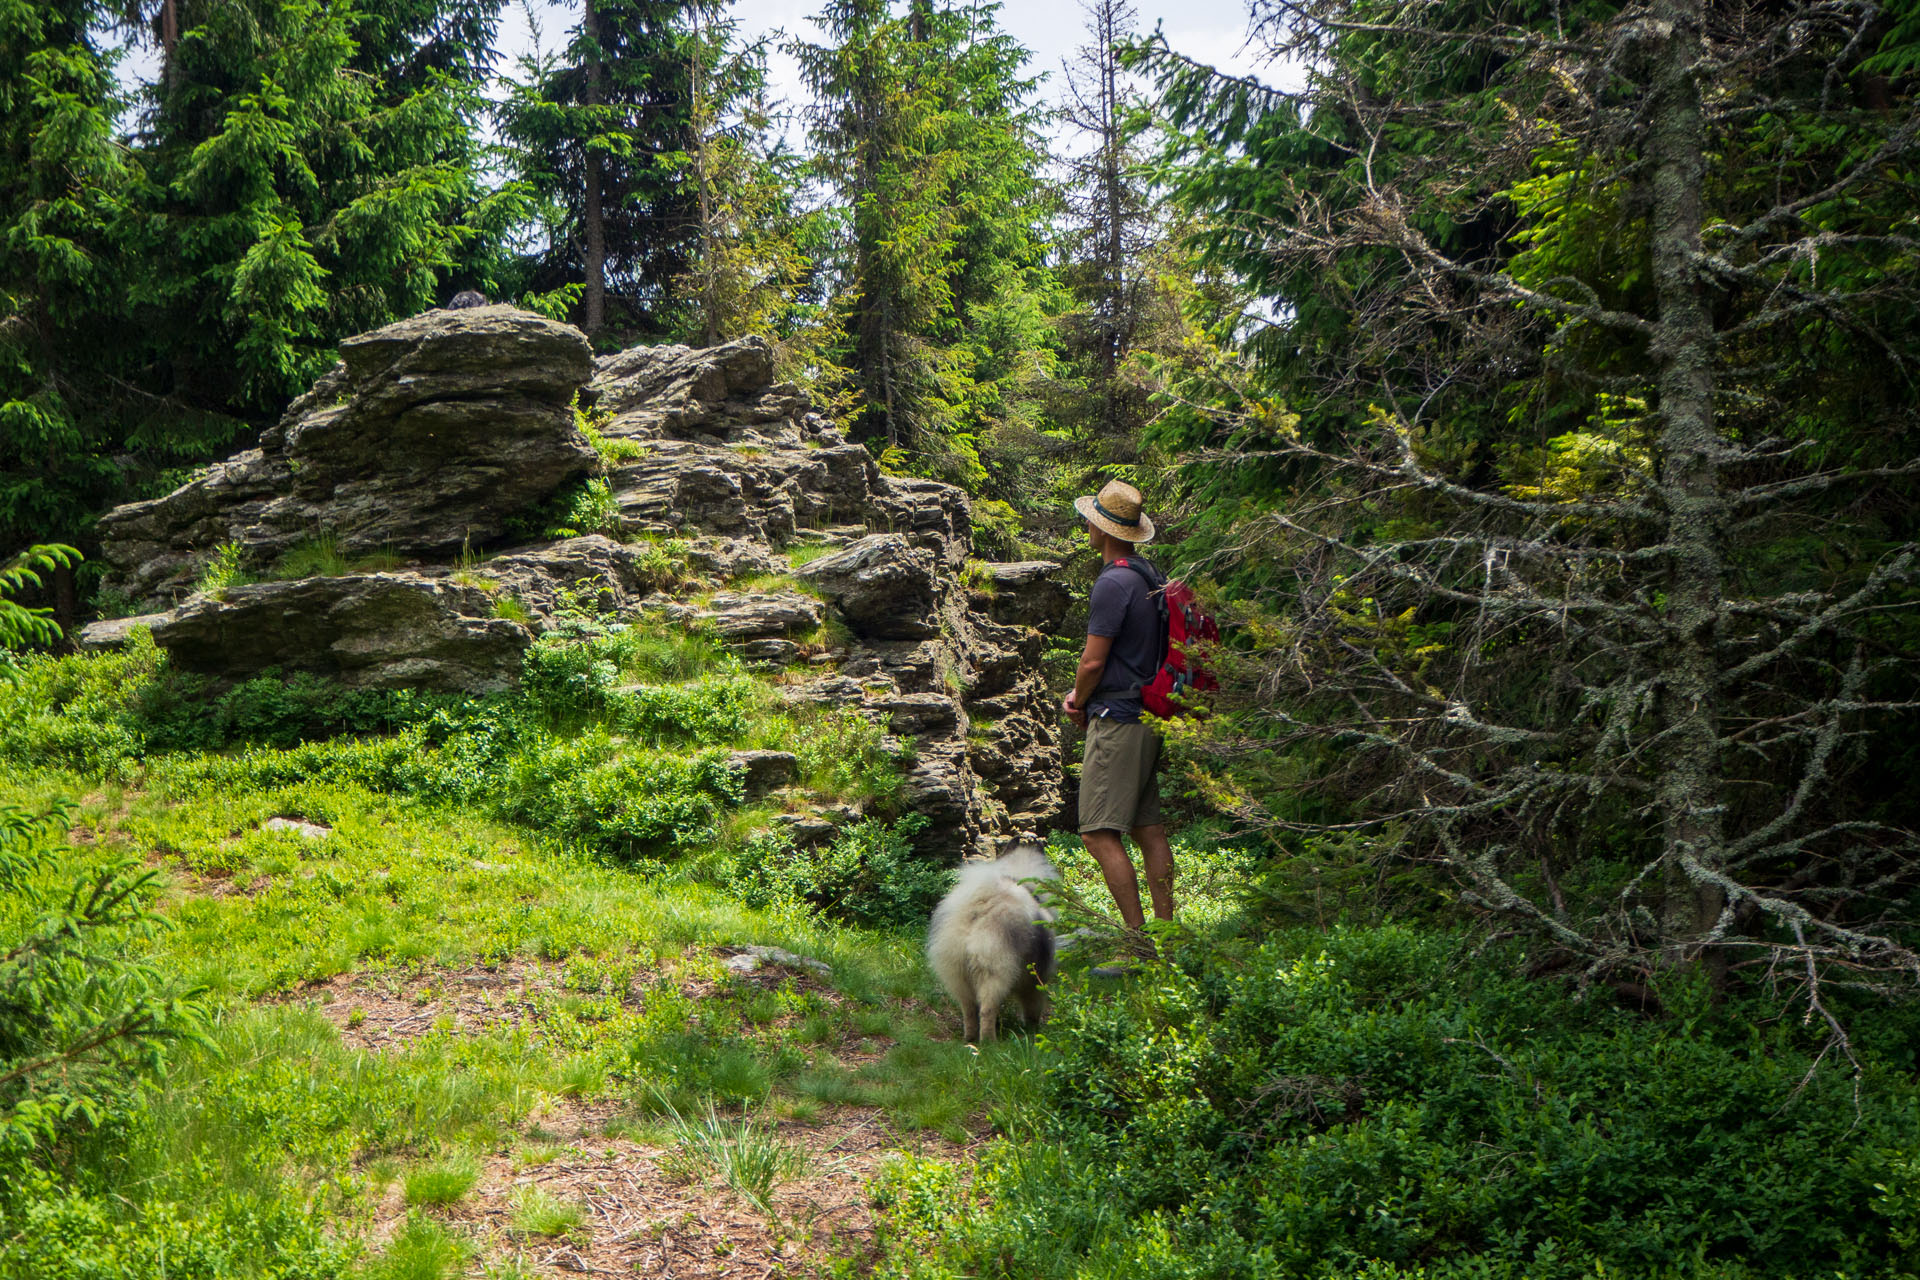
xmin=99 ymin=306 xmax=596 ymax=603
xmin=87 ymin=314 xmax=1067 ymax=853
xmin=152 ymin=575 xmax=531 ymax=692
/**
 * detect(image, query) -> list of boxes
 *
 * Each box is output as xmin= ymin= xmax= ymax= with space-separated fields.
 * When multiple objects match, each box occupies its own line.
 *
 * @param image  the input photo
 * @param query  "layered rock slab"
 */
xmin=101 ymin=306 xmax=596 ymax=605
xmin=152 ymin=575 xmax=530 ymax=692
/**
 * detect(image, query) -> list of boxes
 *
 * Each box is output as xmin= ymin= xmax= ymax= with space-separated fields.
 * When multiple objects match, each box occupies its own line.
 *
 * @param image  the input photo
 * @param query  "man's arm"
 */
xmin=1062 ymin=633 xmax=1113 ymax=728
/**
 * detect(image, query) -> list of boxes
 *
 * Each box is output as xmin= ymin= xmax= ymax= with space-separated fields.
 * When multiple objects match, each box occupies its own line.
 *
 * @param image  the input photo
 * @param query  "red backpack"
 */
xmin=1112 ymin=557 xmax=1221 ymax=718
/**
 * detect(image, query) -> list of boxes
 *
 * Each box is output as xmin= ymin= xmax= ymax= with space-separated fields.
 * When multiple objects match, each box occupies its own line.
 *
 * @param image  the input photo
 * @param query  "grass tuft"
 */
xmin=404 ymin=1154 xmax=481 ymax=1207
xmin=362 ymin=1214 xmax=471 ymax=1280
xmin=506 ymin=1185 xmax=585 ymax=1238
xmin=652 ymin=1094 xmax=805 ymax=1218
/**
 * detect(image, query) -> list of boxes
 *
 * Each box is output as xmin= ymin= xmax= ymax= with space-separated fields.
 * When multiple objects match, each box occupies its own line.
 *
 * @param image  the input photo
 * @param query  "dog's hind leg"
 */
xmin=961 ymin=1001 xmax=980 ymax=1044
xmin=1017 ymin=984 xmax=1048 ymax=1031
xmin=977 ymin=1000 xmax=1000 ymax=1044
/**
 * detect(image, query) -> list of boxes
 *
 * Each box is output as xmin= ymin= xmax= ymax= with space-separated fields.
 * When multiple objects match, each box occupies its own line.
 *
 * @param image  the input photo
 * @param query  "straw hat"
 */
xmin=1074 ymin=479 xmax=1155 ymax=544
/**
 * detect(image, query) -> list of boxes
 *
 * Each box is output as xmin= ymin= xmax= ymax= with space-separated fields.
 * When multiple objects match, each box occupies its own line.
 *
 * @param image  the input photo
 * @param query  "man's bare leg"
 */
xmin=1081 ymin=829 xmax=1145 ymax=930
xmin=1132 ymin=823 xmax=1175 ymax=921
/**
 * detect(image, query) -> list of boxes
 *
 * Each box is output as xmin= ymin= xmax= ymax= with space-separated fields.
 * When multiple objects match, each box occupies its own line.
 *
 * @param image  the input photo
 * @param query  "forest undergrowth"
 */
xmin=2 ymin=617 xmax=1918 ymax=1279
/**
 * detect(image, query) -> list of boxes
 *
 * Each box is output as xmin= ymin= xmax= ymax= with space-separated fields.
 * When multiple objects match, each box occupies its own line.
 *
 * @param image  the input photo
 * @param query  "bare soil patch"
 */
xmin=276 ymin=961 xmax=559 ymax=1051
xmin=420 ymin=1102 xmax=972 ymax=1278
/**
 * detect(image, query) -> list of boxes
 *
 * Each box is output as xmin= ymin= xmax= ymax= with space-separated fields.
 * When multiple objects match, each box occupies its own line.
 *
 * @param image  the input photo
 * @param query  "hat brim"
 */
xmin=1074 ymin=495 xmax=1155 ymax=544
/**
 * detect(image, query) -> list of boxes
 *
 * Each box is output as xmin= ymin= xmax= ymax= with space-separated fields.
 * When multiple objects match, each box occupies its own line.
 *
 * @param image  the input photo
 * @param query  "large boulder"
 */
xmin=275 ymin=307 xmax=597 ymax=546
xmin=699 ymin=592 xmax=824 ymax=640
xmin=977 ymin=561 xmax=1069 ymax=631
xmin=483 ymin=535 xmax=659 ymax=616
xmin=587 ymin=336 xmax=805 ymax=440
xmin=867 ymin=476 xmax=971 ymax=568
xmin=100 ymin=306 xmax=596 ymax=605
xmin=794 ymin=534 xmax=940 ymax=640
xmin=151 ymin=575 xmax=531 ymax=692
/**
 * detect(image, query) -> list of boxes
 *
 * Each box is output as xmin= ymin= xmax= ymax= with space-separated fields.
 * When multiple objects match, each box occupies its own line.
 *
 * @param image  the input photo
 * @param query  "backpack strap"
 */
xmin=1103 ymin=557 xmax=1172 ymax=693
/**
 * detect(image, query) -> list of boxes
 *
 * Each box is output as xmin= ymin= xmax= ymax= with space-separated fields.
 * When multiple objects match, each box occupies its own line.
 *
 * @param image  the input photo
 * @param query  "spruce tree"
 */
xmin=1135 ymin=0 xmax=1920 ymax=995
xmin=0 ymin=0 xmax=143 ymax=573
xmin=499 ymin=0 xmax=752 ymax=341
xmin=139 ymin=0 xmax=513 ymax=413
xmin=795 ymin=0 xmax=1058 ymax=488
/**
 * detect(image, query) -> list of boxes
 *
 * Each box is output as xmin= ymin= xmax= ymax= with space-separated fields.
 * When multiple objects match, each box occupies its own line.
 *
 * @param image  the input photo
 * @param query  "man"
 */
xmin=1062 ymin=479 xmax=1175 ymax=963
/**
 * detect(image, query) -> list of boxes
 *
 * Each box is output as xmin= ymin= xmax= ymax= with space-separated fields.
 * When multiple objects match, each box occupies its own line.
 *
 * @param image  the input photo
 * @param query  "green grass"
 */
xmin=272 ymin=534 xmax=405 ymax=580
xmin=363 ymin=1216 xmax=471 ymax=1280
xmin=0 ymin=628 xmax=1251 ymax=1280
xmin=506 ymin=1186 xmax=584 ymax=1238
xmin=404 ymin=1155 xmax=481 ymax=1207
xmin=653 ymin=1095 xmax=806 ymax=1218
xmin=785 ymin=541 xmax=841 ymax=568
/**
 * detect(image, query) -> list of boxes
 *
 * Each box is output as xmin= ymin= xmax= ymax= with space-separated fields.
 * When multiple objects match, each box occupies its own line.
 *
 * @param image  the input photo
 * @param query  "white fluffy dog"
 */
xmin=926 ymin=845 xmax=1059 ymax=1043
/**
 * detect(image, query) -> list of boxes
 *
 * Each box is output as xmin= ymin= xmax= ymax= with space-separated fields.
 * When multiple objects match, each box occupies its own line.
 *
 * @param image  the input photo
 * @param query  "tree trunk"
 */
xmin=1098 ymin=0 xmax=1125 ymax=438
xmin=692 ymin=4 xmax=719 ymax=346
xmin=52 ymin=563 xmax=77 ymax=648
xmin=1645 ymin=0 xmax=1728 ymax=981
xmin=159 ymin=0 xmax=179 ymax=85
xmin=581 ymin=0 xmax=607 ymax=337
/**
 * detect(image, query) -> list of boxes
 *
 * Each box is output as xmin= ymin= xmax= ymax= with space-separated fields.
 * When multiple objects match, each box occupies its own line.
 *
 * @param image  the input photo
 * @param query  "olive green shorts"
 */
xmin=1078 ymin=715 xmax=1163 ymax=834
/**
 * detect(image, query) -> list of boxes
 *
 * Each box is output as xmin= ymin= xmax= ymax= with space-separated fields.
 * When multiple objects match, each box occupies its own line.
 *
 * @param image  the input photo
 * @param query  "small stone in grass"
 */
xmin=726 ymin=946 xmax=831 ymax=978
xmin=264 ymin=816 xmax=332 ymax=840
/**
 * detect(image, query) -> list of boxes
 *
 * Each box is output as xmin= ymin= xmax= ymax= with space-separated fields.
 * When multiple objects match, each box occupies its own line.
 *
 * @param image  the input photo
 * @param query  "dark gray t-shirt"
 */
xmin=1086 ymin=557 xmax=1162 ymax=723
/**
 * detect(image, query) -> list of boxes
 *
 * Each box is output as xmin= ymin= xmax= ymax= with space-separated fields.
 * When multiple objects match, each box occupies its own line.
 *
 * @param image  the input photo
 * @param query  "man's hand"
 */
xmin=1070 ymin=633 xmax=1112 ymax=729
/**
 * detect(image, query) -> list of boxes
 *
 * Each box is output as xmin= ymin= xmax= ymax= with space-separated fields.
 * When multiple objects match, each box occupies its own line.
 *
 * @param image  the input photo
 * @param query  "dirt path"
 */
xmin=275 ymin=956 xmax=973 ymax=1278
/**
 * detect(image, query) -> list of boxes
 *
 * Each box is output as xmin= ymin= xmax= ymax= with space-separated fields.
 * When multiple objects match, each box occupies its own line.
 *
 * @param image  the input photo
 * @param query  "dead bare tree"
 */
xmin=1137 ymin=0 xmax=1920 ymax=1016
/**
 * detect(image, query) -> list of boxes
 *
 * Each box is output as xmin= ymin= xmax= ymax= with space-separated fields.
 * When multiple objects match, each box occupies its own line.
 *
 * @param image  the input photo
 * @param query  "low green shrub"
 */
xmin=194 ymin=541 xmax=250 ymax=599
xmin=0 ymin=635 xmax=465 ymax=774
xmin=875 ymin=924 xmax=1920 ymax=1280
xmin=503 ymin=735 xmax=744 ymax=859
xmin=774 ymin=707 xmax=906 ymax=810
xmin=521 ymin=634 xmax=622 ymax=717
xmin=542 ymin=477 xmax=623 ymax=540
xmin=722 ymin=816 xmax=946 ymax=928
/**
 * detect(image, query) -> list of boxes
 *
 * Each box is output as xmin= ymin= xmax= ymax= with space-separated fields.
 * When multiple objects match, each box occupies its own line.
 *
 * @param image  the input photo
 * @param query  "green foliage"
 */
xmin=193 ymin=541 xmax=250 ymax=600
xmin=794 ymin=0 xmax=1061 ymax=489
xmin=580 ymin=420 xmax=647 ymax=465
xmin=504 ymin=736 xmax=743 ymax=861
xmin=3 ymin=0 xmax=518 ymax=556
xmin=875 ymin=925 xmax=1920 ymax=1280
xmin=0 ymin=3 xmax=149 ymax=557
xmin=543 ymin=477 xmax=625 ymax=540
xmin=494 ymin=0 xmax=759 ymax=339
xmin=722 ymin=817 xmax=944 ymax=928
xmin=776 ymin=705 xmax=905 ymax=809
xmin=0 ymin=544 xmax=79 ymax=654
xmin=0 ymin=799 xmax=209 ymax=1158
